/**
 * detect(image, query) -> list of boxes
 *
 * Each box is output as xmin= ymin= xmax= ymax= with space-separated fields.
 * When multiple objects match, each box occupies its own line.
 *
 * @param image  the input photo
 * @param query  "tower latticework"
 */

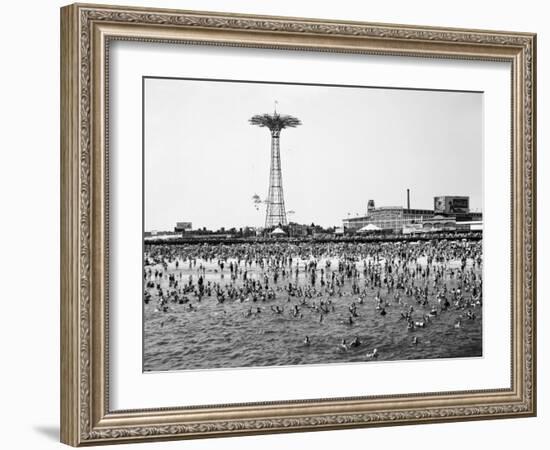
xmin=249 ymin=109 xmax=301 ymax=229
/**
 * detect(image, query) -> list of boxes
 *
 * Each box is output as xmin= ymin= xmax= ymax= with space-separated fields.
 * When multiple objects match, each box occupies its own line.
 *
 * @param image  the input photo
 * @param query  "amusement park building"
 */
xmin=342 ymin=197 xmax=482 ymax=234
xmin=343 ymin=206 xmax=434 ymax=233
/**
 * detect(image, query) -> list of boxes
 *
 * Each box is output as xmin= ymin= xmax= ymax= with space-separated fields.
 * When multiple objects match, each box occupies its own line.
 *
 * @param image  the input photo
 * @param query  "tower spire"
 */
xmin=249 ymin=108 xmax=301 ymax=229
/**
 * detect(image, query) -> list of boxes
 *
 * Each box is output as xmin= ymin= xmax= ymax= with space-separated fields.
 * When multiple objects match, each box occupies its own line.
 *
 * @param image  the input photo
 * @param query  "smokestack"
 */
xmin=407 ymin=189 xmax=410 ymax=210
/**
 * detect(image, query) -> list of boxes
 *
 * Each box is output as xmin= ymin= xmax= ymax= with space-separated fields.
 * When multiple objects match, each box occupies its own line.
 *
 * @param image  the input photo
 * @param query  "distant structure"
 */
xmin=344 ymin=205 xmax=434 ymax=234
xmin=250 ymin=104 xmax=301 ymax=228
xmin=433 ymin=196 xmax=469 ymax=215
xmin=174 ymin=221 xmax=192 ymax=233
xmin=343 ymin=191 xmax=482 ymax=234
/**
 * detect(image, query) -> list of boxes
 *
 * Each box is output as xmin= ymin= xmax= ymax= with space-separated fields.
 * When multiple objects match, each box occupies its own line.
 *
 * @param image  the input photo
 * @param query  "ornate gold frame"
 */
xmin=60 ymin=3 xmax=536 ymax=446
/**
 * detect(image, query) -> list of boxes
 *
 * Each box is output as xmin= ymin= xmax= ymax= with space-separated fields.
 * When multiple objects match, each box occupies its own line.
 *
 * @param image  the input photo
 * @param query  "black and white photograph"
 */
xmin=143 ymin=77 xmax=484 ymax=372
xmin=0 ymin=0 xmax=543 ymax=447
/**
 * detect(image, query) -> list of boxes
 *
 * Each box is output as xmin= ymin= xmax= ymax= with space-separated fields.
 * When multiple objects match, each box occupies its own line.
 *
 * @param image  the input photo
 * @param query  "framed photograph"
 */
xmin=60 ymin=3 xmax=536 ymax=446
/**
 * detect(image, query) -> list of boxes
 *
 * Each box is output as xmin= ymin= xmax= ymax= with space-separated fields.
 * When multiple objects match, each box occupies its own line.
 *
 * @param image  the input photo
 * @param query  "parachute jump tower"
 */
xmin=249 ymin=104 xmax=301 ymax=229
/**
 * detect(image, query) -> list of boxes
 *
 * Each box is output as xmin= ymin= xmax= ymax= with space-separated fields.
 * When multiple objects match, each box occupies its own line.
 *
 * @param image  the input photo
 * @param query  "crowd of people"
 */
xmin=143 ymin=239 xmax=483 ymax=364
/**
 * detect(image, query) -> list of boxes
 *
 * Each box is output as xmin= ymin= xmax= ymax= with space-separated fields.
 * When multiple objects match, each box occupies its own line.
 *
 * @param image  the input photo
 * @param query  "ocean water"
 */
xmin=143 ymin=244 xmax=482 ymax=372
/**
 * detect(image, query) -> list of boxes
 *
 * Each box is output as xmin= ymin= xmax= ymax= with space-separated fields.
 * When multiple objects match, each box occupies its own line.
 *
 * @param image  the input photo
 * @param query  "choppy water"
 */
xmin=143 ymin=247 xmax=482 ymax=372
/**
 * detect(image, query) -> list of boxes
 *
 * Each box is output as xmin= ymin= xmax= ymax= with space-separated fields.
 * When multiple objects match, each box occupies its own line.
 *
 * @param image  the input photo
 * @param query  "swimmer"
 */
xmin=365 ymin=348 xmax=378 ymax=359
xmin=339 ymin=339 xmax=349 ymax=352
xmin=350 ymin=336 xmax=362 ymax=348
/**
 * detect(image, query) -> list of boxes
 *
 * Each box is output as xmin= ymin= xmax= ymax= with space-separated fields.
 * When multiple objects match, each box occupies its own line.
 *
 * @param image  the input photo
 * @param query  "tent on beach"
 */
xmin=357 ymin=224 xmax=382 ymax=233
xmin=271 ymin=227 xmax=286 ymax=236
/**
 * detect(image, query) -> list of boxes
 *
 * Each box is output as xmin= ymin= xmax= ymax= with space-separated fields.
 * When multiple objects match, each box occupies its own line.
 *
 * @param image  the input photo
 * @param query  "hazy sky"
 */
xmin=144 ymin=77 xmax=482 ymax=231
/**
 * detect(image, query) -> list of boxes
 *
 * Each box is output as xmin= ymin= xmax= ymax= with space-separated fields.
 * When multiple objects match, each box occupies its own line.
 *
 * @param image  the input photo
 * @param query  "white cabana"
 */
xmin=357 ymin=224 xmax=381 ymax=233
xmin=271 ymin=227 xmax=286 ymax=235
